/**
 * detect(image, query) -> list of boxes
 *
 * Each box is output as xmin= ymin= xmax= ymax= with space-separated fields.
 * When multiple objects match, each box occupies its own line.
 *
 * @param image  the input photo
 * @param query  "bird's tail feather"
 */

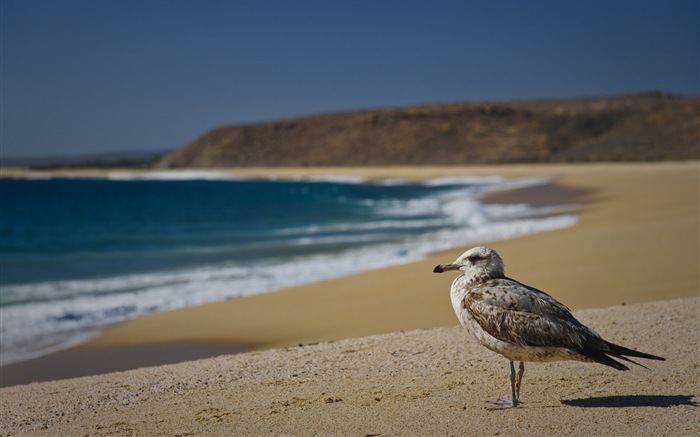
xmin=605 ymin=342 xmax=665 ymax=362
xmin=582 ymin=342 xmax=664 ymax=371
xmin=585 ymin=350 xmax=630 ymax=371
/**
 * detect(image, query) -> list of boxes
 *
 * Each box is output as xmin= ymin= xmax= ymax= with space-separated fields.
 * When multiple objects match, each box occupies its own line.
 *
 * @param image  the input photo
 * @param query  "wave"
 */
xmin=0 ymin=174 xmax=579 ymax=365
xmin=0 ymin=216 xmax=577 ymax=366
xmin=106 ymin=170 xmax=247 ymax=181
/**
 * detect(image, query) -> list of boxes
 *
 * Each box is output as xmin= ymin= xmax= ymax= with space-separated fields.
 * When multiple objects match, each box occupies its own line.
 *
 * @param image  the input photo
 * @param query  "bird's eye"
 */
xmin=466 ymin=255 xmax=482 ymax=262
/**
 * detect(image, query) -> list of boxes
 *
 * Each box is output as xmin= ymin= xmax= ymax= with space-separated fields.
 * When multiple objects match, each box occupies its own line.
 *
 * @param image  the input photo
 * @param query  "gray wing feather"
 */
xmin=465 ymin=279 xmax=602 ymax=348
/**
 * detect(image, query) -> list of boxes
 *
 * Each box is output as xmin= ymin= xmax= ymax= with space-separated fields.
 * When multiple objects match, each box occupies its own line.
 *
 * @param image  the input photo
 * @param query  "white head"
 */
xmin=433 ymin=246 xmax=505 ymax=282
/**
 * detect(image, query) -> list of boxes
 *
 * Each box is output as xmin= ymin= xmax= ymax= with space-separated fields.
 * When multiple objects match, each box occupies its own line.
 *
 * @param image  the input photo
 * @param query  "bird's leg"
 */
xmin=486 ymin=360 xmax=518 ymax=410
xmin=509 ymin=360 xmax=518 ymax=406
xmin=513 ymin=361 xmax=525 ymax=406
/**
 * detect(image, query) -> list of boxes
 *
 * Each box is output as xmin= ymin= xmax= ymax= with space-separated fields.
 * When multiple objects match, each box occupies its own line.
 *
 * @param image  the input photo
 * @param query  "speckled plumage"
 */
xmin=434 ymin=246 xmax=664 ymax=409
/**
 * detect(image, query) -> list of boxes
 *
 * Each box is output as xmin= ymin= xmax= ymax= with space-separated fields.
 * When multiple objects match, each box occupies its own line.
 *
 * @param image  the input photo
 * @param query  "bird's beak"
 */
xmin=433 ymin=263 xmax=459 ymax=273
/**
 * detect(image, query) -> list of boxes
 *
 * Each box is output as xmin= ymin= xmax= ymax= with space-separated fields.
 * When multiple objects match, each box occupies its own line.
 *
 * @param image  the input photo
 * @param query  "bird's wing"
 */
xmin=464 ymin=278 xmax=601 ymax=349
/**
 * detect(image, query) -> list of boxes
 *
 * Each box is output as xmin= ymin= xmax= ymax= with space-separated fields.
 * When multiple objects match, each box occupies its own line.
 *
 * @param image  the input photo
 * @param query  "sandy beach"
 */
xmin=1 ymin=161 xmax=698 ymax=435
xmin=50 ymin=162 xmax=700 ymax=347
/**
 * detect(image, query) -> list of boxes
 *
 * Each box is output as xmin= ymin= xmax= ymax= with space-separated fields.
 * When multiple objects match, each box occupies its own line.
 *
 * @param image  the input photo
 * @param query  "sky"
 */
xmin=1 ymin=0 xmax=698 ymax=159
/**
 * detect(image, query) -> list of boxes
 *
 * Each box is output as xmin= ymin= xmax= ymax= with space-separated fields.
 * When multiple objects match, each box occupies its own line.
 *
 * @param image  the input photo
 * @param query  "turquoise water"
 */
xmin=0 ymin=175 xmax=576 ymax=364
xmin=1 ymin=178 xmax=460 ymax=284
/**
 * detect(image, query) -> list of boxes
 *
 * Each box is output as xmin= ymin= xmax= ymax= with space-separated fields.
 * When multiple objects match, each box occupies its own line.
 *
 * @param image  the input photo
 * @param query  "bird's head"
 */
xmin=433 ymin=246 xmax=505 ymax=282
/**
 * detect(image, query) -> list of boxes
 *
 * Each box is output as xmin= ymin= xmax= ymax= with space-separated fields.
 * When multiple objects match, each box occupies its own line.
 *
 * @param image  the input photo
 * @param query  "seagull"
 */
xmin=433 ymin=246 xmax=664 ymax=409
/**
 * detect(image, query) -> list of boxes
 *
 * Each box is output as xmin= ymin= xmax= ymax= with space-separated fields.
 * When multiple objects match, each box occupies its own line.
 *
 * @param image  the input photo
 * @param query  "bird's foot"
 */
xmin=485 ymin=398 xmax=519 ymax=410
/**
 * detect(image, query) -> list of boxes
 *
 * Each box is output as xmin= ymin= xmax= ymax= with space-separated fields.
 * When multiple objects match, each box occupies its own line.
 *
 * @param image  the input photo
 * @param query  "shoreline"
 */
xmin=0 ymin=173 xmax=578 ymax=386
xmin=0 ymin=166 xmax=577 ymax=371
xmin=1 ymin=160 xmax=695 ymax=181
xmin=1 ymin=161 xmax=698 ymax=388
xmin=81 ymin=160 xmax=700 ymax=337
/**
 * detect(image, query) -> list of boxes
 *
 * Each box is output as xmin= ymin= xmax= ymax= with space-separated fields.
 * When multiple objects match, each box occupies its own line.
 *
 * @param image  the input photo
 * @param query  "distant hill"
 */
xmin=158 ymin=92 xmax=699 ymax=168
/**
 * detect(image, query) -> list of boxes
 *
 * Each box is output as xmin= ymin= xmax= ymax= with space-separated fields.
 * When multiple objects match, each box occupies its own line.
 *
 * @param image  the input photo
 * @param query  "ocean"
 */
xmin=0 ymin=172 xmax=577 ymax=365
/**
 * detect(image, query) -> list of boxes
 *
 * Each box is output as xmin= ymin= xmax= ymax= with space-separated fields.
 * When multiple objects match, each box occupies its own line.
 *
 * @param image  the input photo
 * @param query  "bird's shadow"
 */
xmin=562 ymin=394 xmax=698 ymax=408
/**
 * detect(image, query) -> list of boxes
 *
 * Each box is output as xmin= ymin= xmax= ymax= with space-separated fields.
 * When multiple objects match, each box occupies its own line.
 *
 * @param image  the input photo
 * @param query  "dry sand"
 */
xmin=1 ymin=298 xmax=697 ymax=436
xmin=1 ymin=161 xmax=699 ymax=436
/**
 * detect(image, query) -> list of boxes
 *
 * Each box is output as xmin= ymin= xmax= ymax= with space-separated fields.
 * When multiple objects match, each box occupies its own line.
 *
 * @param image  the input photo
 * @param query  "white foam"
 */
xmin=107 ymin=170 xmax=248 ymax=181
xmin=273 ymin=217 xmax=449 ymax=237
xmin=304 ymin=175 xmax=368 ymax=184
xmin=423 ymin=175 xmax=506 ymax=186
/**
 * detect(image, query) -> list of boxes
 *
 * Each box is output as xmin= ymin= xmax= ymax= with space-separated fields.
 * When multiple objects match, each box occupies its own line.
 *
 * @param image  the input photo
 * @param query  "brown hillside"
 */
xmin=157 ymin=93 xmax=699 ymax=168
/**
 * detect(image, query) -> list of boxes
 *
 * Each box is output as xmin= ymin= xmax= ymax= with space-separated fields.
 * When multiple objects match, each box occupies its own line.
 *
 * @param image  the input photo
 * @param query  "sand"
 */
xmin=1 ymin=298 xmax=697 ymax=436
xmin=1 ymin=161 xmax=699 ymax=436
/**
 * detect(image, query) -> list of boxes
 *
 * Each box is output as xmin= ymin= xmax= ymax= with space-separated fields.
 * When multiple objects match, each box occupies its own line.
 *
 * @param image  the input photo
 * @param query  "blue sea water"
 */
xmin=0 ymin=173 xmax=577 ymax=364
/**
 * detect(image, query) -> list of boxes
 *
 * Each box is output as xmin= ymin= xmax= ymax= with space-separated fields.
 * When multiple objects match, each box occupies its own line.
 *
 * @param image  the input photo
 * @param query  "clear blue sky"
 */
xmin=2 ymin=0 xmax=698 ymax=158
